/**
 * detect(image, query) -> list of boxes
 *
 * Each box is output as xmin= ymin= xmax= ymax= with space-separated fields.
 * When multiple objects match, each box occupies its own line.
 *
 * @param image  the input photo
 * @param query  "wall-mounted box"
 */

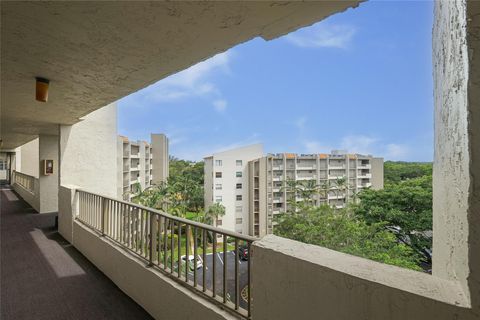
xmin=42 ymin=159 xmax=54 ymax=175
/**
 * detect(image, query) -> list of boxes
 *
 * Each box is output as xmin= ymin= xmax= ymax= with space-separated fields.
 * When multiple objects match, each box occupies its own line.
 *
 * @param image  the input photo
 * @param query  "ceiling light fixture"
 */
xmin=35 ymin=77 xmax=49 ymax=102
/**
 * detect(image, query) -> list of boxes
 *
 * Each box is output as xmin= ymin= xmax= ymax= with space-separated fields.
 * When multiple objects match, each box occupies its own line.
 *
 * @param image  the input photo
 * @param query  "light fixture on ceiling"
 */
xmin=35 ymin=77 xmax=50 ymax=102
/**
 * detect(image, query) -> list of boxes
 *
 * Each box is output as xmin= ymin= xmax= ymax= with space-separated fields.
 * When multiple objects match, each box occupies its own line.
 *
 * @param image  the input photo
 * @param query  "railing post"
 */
xmin=148 ymin=212 xmax=156 ymax=267
xmin=101 ymin=198 xmax=107 ymax=236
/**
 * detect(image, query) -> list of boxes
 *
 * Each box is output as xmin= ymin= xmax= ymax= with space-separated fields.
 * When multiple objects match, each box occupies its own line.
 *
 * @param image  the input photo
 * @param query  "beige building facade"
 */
xmin=249 ymin=151 xmax=384 ymax=237
xmin=204 ymin=144 xmax=264 ymax=234
xmin=117 ymin=133 xmax=169 ymax=200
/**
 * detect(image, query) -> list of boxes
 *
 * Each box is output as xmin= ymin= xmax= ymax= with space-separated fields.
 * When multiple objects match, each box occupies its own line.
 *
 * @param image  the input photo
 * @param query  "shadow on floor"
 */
xmin=1 ymin=185 xmax=153 ymax=320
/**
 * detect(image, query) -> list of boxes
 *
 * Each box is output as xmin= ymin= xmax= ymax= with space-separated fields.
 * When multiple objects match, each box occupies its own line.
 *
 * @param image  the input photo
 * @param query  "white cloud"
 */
xmin=213 ymin=99 xmax=227 ymax=112
xmin=285 ymin=22 xmax=356 ymax=49
xmin=294 ymin=116 xmax=307 ymax=131
xmin=340 ymin=135 xmax=378 ymax=155
xmin=303 ymin=140 xmax=332 ymax=154
xmin=172 ymin=134 xmax=261 ymax=161
xmin=144 ymin=51 xmax=231 ymax=109
xmin=385 ymin=143 xmax=410 ymax=159
xmin=301 ymin=135 xmax=411 ymax=160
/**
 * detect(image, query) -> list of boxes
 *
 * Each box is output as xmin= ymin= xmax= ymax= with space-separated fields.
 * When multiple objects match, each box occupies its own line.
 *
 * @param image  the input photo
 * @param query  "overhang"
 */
xmin=1 ymin=1 xmax=361 ymax=149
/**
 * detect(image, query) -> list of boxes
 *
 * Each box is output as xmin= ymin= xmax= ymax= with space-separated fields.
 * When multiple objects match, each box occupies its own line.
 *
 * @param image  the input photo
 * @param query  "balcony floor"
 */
xmin=0 ymin=186 xmax=153 ymax=320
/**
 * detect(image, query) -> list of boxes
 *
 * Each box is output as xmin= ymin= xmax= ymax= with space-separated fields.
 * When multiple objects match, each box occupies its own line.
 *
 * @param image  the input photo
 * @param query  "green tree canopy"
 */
xmin=354 ymin=162 xmax=433 ymax=256
xmin=274 ymin=205 xmax=421 ymax=270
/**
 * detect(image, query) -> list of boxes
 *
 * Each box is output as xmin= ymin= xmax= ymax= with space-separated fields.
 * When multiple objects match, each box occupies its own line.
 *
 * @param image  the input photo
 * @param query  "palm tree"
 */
xmin=204 ymin=202 xmax=226 ymax=226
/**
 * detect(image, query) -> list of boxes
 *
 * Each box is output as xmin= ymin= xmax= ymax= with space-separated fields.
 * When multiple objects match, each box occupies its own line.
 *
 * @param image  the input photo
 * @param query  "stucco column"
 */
xmin=432 ymin=0 xmax=480 ymax=309
xmin=38 ymin=134 xmax=59 ymax=213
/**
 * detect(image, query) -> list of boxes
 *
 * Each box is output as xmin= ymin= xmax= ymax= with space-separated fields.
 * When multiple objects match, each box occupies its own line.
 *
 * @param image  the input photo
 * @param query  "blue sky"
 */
xmin=118 ymin=1 xmax=434 ymax=162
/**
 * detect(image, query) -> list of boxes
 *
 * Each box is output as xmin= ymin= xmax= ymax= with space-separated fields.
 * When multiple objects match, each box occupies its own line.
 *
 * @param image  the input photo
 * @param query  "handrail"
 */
xmin=76 ymin=188 xmax=257 ymax=242
xmin=76 ymin=189 xmax=256 ymax=318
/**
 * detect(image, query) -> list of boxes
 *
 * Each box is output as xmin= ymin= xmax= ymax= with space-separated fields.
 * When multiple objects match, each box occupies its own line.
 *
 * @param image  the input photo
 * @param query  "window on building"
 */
xmin=215 ymin=183 xmax=222 ymax=190
xmin=215 ymin=160 xmax=222 ymax=166
xmin=236 ymin=206 xmax=242 ymax=212
xmin=215 ymin=196 xmax=222 ymax=203
xmin=216 ymin=219 xmax=222 ymax=226
xmin=236 ymin=195 xmax=242 ymax=201
xmin=236 ymin=171 xmax=242 ymax=177
xmin=236 ymin=160 xmax=242 ymax=166
xmin=236 ymin=183 xmax=242 ymax=189
xmin=216 ymin=172 xmax=222 ymax=178
xmin=236 ymin=218 xmax=243 ymax=224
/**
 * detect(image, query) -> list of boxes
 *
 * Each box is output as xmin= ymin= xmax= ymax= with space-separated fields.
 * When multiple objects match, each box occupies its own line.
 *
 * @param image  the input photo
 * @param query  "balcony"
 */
xmin=357 ymin=173 xmax=372 ymax=179
xmin=296 ymin=175 xmax=316 ymax=181
xmin=358 ymin=182 xmax=372 ymax=188
xmin=0 ymin=186 xmax=152 ymax=320
xmin=272 ymin=197 xmax=283 ymax=203
xmin=357 ymin=164 xmax=371 ymax=169
xmin=2 ymin=2 xmax=480 ymax=320
xmin=296 ymin=165 xmax=316 ymax=170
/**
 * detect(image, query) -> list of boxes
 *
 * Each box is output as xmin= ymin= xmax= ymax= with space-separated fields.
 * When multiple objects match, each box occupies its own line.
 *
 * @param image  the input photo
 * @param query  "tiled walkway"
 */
xmin=0 ymin=186 xmax=153 ymax=320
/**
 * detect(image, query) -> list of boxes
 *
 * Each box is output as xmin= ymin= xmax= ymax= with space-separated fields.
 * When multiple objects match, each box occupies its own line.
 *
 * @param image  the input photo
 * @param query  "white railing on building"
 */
xmin=13 ymin=170 xmax=35 ymax=194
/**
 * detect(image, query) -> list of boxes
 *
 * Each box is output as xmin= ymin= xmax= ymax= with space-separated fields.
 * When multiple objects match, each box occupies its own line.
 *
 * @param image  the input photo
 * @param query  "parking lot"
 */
xmin=181 ymin=250 xmax=249 ymax=310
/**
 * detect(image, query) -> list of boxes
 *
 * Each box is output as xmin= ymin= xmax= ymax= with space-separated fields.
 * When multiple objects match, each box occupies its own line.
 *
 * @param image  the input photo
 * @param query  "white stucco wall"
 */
xmin=38 ymin=135 xmax=59 ymax=213
xmin=252 ymin=235 xmax=477 ymax=320
xmin=59 ymin=103 xmax=118 ymax=198
xmin=19 ymin=138 xmax=39 ymax=178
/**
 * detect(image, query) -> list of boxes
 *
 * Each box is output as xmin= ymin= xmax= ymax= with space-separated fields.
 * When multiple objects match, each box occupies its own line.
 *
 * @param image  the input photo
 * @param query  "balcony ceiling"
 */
xmin=0 ymin=1 xmax=361 ymax=150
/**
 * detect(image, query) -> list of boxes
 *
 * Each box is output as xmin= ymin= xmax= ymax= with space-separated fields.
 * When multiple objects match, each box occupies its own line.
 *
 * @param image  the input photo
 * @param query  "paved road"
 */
xmin=179 ymin=251 xmax=249 ymax=310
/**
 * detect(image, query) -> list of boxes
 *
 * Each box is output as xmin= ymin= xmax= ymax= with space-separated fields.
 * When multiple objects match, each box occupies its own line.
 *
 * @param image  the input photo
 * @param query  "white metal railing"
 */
xmin=13 ymin=171 xmax=35 ymax=194
xmin=76 ymin=190 xmax=256 ymax=318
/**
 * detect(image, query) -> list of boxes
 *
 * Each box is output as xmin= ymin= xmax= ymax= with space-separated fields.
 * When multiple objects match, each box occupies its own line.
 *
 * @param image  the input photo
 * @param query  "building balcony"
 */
xmin=329 ymin=164 xmax=345 ymax=170
xmin=296 ymin=175 xmax=316 ymax=181
xmin=358 ymin=173 xmax=372 ymax=179
xmin=328 ymin=175 xmax=346 ymax=180
xmin=296 ymin=165 xmax=316 ymax=170
xmin=272 ymin=197 xmax=283 ymax=203
xmin=357 ymin=164 xmax=371 ymax=169
xmin=358 ymin=182 xmax=372 ymax=188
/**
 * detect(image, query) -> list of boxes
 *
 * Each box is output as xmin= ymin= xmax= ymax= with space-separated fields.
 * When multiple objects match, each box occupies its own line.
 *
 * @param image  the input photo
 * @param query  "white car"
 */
xmin=181 ymin=255 xmax=203 ymax=271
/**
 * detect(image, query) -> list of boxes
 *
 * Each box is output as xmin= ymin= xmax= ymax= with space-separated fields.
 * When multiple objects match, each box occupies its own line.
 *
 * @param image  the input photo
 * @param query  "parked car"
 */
xmin=181 ymin=255 xmax=203 ymax=271
xmin=238 ymin=245 xmax=249 ymax=261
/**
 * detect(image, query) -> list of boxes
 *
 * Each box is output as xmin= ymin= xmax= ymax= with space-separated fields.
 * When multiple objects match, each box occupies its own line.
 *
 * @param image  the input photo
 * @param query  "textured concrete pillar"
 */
xmin=432 ymin=0 xmax=480 ymax=309
xmin=38 ymin=134 xmax=59 ymax=213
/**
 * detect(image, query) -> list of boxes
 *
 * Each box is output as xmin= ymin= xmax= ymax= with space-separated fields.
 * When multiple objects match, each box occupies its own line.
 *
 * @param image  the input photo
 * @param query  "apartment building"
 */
xmin=117 ymin=133 xmax=169 ymax=200
xmin=248 ymin=151 xmax=384 ymax=237
xmin=204 ymin=144 xmax=263 ymax=234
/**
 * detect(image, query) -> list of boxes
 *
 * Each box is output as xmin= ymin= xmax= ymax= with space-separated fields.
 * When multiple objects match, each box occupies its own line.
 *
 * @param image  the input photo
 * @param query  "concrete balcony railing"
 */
xmin=358 ymin=173 xmax=372 ymax=179
xmin=357 ymin=164 xmax=371 ymax=169
xmin=12 ymin=170 xmax=36 ymax=194
xmin=11 ymin=170 xmax=40 ymax=212
xmin=296 ymin=165 xmax=316 ymax=170
xmin=297 ymin=175 xmax=317 ymax=180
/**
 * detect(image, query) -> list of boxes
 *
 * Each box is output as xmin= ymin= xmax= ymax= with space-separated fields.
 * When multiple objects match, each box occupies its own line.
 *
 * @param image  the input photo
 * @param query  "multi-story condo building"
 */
xmin=248 ymin=151 xmax=384 ymax=237
xmin=117 ymin=133 xmax=169 ymax=200
xmin=204 ymin=144 xmax=263 ymax=234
